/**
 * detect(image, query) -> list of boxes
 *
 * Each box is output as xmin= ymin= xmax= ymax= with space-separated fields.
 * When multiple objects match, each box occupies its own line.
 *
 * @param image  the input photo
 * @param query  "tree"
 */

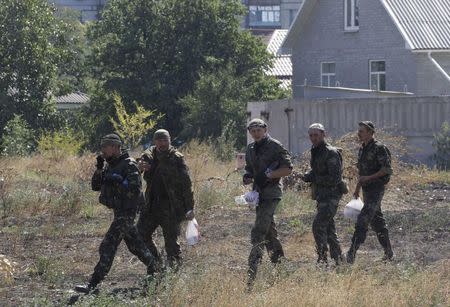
xmin=0 ymin=115 xmax=35 ymax=156
xmin=110 ymin=94 xmax=163 ymax=149
xmin=180 ymin=61 xmax=285 ymax=149
xmin=86 ymin=0 xmax=284 ymax=143
xmin=0 ymin=0 xmax=69 ymax=135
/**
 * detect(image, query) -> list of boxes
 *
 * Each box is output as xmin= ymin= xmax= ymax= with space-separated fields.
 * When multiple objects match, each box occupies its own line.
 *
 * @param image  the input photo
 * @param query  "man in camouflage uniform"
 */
xmin=301 ymin=123 xmax=346 ymax=266
xmin=137 ymin=129 xmax=195 ymax=269
xmin=346 ymin=121 xmax=394 ymax=264
xmin=243 ymin=119 xmax=293 ymax=285
xmin=75 ymin=134 xmax=157 ymax=294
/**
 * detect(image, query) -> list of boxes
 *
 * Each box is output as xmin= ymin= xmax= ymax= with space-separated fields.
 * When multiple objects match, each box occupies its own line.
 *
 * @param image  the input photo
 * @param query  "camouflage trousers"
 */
xmin=313 ymin=197 xmax=342 ymax=263
xmin=248 ymin=199 xmax=284 ymax=281
xmin=349 ymin=186 xmax=392 ymax=254
xmin=137 ymin=199 xmax=182 ymax=268
xmin=90 ymin=209 xmax=155 ymax=286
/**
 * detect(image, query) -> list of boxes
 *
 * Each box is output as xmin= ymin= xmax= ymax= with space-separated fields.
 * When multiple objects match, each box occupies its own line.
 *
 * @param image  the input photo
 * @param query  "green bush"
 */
xmin=433 ymin=122 xmax=450 ymax=170
xmin=37 ymin=129 xmax=85 ymax=159
xmin=0 ymin=115 xmax=35 ymax=156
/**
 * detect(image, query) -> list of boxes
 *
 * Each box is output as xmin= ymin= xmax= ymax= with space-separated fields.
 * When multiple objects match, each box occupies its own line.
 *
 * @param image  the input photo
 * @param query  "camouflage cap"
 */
xmin=100 ymin=134 xmax=122 ymax=147
xmin=247 ymin=118 xmax=267 ymax=130
xmin=153 ymin=129 xmax=171 ymax=140
xmin=308 ymin=123 xmax=325 ymax=132
xmin=359 ymin=121 xmax=375 ymax=132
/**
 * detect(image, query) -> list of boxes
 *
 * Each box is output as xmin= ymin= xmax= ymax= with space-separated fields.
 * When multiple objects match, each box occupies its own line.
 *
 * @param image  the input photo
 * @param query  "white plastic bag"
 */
xmin=185 ymin=218 xmax=200 ymax=246
xmin=234 ymin=195 xmax=247 ymax=206
xmin=244 ymin=191 xmax=259 ymax=207
xmin=234 ymin=191 xmax=259 ymax=207
xmin=344 ymin=198 xmax=364 ymax=221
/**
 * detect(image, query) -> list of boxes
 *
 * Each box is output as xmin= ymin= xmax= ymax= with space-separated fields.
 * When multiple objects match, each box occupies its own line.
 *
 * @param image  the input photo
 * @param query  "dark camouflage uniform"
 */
xmin=88 ymin=152 xmax=156 ymax=288
xmin=348 ymin=139 xmax=393 ymax=262
xmin=137 ymin=146 xmax=194 ymax=267
xmin=244 ymin=136 xmax=293 ymax=280
xmin=303 ymin=142 xmax=344 ymax=264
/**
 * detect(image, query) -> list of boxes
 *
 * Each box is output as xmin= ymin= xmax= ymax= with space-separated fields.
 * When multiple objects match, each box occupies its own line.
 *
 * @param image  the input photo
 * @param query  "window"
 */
xmin=321 ymin=62 xmax=336 ymax=87
xmin=344 ymin=0 xmax=359 ymax=31
xmin=369 ymin=60 xmax=386 ymax=91
xmin=249 ymin=5 xmax=281 ymax=27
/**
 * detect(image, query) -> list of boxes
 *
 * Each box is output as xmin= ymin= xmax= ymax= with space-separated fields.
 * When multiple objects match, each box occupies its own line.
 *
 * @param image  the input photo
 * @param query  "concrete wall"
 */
xmin=247 ymin=96 xmax=450 ymax=164
xmin=291 ymin=0 xmax=417 ymax=98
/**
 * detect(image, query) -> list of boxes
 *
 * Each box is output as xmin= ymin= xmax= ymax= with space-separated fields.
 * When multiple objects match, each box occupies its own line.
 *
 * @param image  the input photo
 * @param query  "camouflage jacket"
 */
xmin=92 ymin=152 xmax=143 ymax=211
xmin=141 ymin=146 xmax=194 ymax=220
xmin=303 ymin=142 xmax=343 ymax=201
xmin=358 ymin=139 xmax=393 ymax=188
xmin=245 ymin=136 xmax=293 ymax=200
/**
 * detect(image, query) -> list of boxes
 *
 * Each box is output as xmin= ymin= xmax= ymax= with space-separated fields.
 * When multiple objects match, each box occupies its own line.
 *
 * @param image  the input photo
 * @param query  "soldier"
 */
xmin=243 ymin=118 xmax=293 ymax=285
xmin=301 ymin=123 xmax=346 ymax=266
xmin=136 ymin=129 xmax=195 ymax=270
xmin=75 ymin=134 xmax=157 ymax=294
xmin=346 ymin=121 xmax=394 ymax=264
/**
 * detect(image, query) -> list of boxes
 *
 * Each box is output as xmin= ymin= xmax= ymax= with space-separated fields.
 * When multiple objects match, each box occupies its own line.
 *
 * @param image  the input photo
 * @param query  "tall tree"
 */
xmin=0 ymin=0 xmax=68 ymax=133
xmin=86 ymin=0 xmax=283 ymax=143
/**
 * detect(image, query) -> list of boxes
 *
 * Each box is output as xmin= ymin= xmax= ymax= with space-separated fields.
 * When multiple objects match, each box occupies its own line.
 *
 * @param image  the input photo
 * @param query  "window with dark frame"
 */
xmin=321 ymin=62 xmax=336 ymax=87
xmin=369 ymin=60 xmax=386 ymax=91
xmin=344 ymin=0 xmax=359 ymax=31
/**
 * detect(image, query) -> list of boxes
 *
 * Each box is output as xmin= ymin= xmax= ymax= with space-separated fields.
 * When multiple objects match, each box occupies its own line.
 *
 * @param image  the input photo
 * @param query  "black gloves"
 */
xmin=96 ymin=155 xmax=105 ymax=170
xmin=243 ymin=173 xmax=253 ymax=185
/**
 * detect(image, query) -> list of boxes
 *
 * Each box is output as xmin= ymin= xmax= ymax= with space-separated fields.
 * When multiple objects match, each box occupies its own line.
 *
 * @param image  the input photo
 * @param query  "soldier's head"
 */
xmin=100 ymin=134 xmax=122 ymax=159
xmin=308 ymin=123 xmax=325 ymax=147
xmin=247 ymin=118 xmax=268 ymax=142
xmin=153 ymin=129 xmax=171 ymax=152
xmin=358 ymin=121 xmax=375 ymax=143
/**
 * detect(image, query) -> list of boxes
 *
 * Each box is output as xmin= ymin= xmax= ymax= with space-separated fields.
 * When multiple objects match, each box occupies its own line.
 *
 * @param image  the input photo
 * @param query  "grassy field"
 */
xmin=0 ymin=141 xmax=449 ymax=306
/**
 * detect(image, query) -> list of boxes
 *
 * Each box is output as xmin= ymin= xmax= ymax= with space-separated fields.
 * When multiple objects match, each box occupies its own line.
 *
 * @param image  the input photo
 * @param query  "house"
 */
xmin=56 ymin=92 xmax=90 ymax=110
xmin=242 ymin=0 xmax=303 ymax=31
xmin=282 ymin=0 xmax=450 ymax=99
xmin=266 ymin=30 xmax=292 ymax=90
xmin=49 ymin=0 xmax=106 ymax=22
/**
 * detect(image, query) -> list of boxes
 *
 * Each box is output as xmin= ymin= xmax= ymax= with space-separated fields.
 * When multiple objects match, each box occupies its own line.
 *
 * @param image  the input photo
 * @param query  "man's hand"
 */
xmin=96 ymin=155 xmax=105 ymax=170
xmin=138 ymin=160 xmax=151 ymax=172
xmin=243 ymin=174 xmax=253 ymax=185
xmin=185 ymin=210 xmax=195 ymax=220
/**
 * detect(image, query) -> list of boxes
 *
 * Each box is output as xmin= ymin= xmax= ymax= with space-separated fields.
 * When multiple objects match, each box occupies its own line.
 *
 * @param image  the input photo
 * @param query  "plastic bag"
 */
xmin=185 ymin=218 xmax=200 ymax=246
xmin=244 ymin=191 xmax=259 ymax=206
xmin=344 ymin=198 xmax=364 ymax=221
xmin=234 ymin=191 xmax=259 ymax=207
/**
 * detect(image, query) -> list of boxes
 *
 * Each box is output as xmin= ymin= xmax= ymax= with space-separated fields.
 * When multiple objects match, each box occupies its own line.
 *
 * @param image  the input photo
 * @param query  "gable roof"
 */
xmin=283 ymin=0 xmax=450 ymax=51
xmin=382 ymin=0 xmax=450 ymax=50
xmin=56 ymin=92 xmax=90 ymax=105
xmin=266 ymin=30 xmax=292 ymax=78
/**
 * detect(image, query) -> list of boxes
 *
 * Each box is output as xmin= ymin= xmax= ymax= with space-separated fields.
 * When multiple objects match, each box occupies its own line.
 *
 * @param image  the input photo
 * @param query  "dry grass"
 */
xmin=0 ymin=139 xmax=448 ymax=306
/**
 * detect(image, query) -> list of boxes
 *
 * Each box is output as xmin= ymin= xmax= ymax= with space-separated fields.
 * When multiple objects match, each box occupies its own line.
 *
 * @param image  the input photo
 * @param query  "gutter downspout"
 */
xmin=428 ymin=51 xmax=450 ymax=83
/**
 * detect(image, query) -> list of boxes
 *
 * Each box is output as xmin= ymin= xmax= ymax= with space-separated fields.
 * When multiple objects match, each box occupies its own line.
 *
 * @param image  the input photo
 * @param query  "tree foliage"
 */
xmin=0 ymin=115 xmax=35 ymax=156
xmin=110 ymin=94 xmax=163 ymax=149
xmin=86 ymin=0 xmax=285 ymax=145
xmin=433 ymin=121 xmax=450 ymax=170
xmin=0 ymin=0 xmax=69 ymax=134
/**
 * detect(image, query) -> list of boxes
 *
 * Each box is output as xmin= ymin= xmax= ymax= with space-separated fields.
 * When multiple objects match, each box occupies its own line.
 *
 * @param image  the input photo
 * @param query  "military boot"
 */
xmin=377 ymin=231 xmax=394 ymax=261
xmin=74 ymin=279 xmax=99 ymax=294
xmin=346 ymin=244 xmax=358 ymax=265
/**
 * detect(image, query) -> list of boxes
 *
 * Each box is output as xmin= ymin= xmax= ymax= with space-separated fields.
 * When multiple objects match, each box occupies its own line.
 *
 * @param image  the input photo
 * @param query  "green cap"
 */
xmin=100 ymin=134 xmax=122 ymax=147
xmin=247 ymin=118 xmax=267 ymax=130
xmin=359 ymin=121 xmax=375 ymax=132
xmin=153 ymin=129 xmax=170 ymax=140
